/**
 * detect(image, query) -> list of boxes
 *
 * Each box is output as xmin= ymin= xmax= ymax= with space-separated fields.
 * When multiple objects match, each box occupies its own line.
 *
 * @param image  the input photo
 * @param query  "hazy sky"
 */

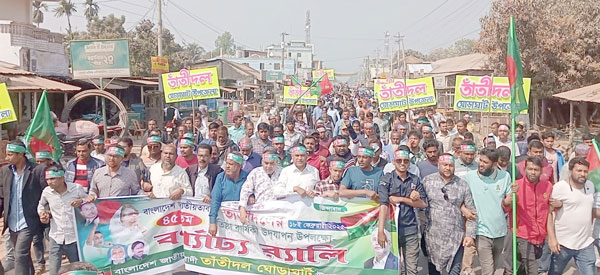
xmin=41 ymin=0 xmax=492 ymax=74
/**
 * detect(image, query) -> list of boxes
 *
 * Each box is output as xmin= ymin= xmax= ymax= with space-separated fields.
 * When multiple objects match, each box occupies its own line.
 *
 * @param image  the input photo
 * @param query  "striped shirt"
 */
xmin=74 ymin=159 xmax=89 ymax=188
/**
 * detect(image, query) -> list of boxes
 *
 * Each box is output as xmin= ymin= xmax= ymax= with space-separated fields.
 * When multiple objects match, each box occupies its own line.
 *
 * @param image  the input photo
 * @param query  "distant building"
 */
xmin=0 ymin=0 xmax=70 ymax=77
xmin=267 ymin=41 xmax=314 ymax=81
xmin=427 ymin=53 xmax=491 ymax=109
xmin=227 ymin=57 xmax=296 ymax=76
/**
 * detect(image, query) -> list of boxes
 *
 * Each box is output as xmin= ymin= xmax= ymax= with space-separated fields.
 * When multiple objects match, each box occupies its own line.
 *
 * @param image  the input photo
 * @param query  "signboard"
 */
xmin=453 ymin=75 xmax=531 ymax=113
xmin=75 ymin=196 xmax=399 ymax=275
xmin=151 ymin=56 xmax=169 ymax=74
xmin=265 ymin=71 xmax=283 ymax=82
xmin=70 ymin=39 xmax=131 ymax=79
xmin=0 ymin=83 xmax=17 ymax=124
xmin=283 ymin=85 xmax=318 ymax=105
xmin=161 ymin=67 xmax=221 ymax=103
xmin=374 ymin=77 xmax=437 ymax=112
xmin=312 ymin=69 xmax=335 ymax=81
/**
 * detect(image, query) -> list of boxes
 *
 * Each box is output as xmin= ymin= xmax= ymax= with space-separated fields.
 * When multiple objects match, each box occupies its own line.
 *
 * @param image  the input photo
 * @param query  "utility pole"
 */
xmin=280 ymin=32 xmax=288 ymax=81
xmin=305 ymin=11 xmax=311 ymax=44
xmin=394 ymin=33 xmax=403 ymax=77
xmin=384 ymin=31 xmax=390 ymax=74
xmin=400 ymin=35 xmax=407 ymax=80
xmin=375 ymin=48 xmax=380 ymax=78
xmin=157 ymin=0 xmax=163 ymax=56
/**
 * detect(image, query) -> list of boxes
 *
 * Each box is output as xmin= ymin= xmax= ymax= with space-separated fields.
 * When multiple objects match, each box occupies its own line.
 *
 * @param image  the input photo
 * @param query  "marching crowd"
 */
xmin=0 ymin=87 xmax=599 ymax=275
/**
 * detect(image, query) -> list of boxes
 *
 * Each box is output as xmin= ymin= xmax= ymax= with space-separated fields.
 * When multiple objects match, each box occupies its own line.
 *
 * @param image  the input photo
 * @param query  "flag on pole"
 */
xmin=587 ymin=138 xmax=600 ymax=193
xmin=23 ymin=90 xmax=63 ymax=162
xmin=507 ymin=16 xmax=525 ymax=275
xmin=319 ymin=73 xmax=333 ymax=96
xmin=507 ymin=16 xmax=528 ymax=116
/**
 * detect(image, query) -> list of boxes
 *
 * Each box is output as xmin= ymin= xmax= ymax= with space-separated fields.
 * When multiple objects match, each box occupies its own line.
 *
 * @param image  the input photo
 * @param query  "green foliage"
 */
xmin=53 ymin=0 xmax=77 ymax=38
xmin=427 ymin=39 xmax=476 ymax=61
xmin=477 ymin=0 xmax=600 ymax=97
xmin=32 ymin=0 xmax=48 ymax=27
xmin=83 ymin=0 xmax=100 ymax=22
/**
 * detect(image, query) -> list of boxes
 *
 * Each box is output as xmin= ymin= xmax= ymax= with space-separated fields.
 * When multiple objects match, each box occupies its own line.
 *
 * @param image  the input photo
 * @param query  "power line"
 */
xmin=167 ymin=0 xmax=258 ymax=50
xmin=402 ymin=0 xmax=450 ymax=30
xmin=424 ymin=28 xmax=480 ymax=52
xmin=124 ymin=0 xmax=154 ymax=32
xmin=163 ymin=13 xmax=211 ymax=49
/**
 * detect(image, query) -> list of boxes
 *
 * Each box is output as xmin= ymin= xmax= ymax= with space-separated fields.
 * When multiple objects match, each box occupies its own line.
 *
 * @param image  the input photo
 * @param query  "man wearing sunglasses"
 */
xmin=421 ymin=153 xmax=476 ymax=275
xmin=377 ymin=149 xmax=427 ymax=275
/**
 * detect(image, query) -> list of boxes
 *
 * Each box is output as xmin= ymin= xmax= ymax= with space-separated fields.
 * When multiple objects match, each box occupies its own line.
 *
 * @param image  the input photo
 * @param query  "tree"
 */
xmin=213 ymin=32 xmax=236 ymax=56
xmin=32 ymin=0 xmax=48 ymax=27
xmin=80 ymin=14 xmax=127 ymax=39
xmin=427 ymin=38 xmax=475 ymax=61
xmin=83 ymin=0 xmax=100 ymax=22
xmin=477 ymin=0 xmax=600 ymax=127
xmin=53 ymin=0 xmax=77 ymax=38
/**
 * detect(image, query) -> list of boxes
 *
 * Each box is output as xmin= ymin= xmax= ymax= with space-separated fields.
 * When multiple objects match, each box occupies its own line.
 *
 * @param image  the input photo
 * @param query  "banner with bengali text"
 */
xmin=453 ymin=75 xmax=531 ymax=113
xmin=75 ymin=196 xmax=399 ymax=275
xmin=0 ymin=83 xmax=17 ymax=124
xmin=283 ymin=86 xmax=319 ymax=106
xmin=312 ymin=69 xmax=335 ymax=81
xmin=161 ymin=67 xmax=220 ymax=103
xmin=374 ymin=77 xmax=437 ymax=112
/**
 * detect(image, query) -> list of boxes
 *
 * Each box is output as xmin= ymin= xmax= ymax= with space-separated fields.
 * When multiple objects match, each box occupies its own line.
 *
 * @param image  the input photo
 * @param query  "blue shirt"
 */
xmin=378 ymin=171 xmax=427 ymax=236
xmin=341 ymin=166 xmax=383 ymax=192
xmin=312 ymin=106 xmax=323 ymax=122
xmin=242 ymin=152 xmax=262 ymax=174
xmin=464 ymin=169 xmax=511 ymax=238
xmin=8 ymin=165 xmax=28 ymax=232
xmin=209 ymin=170 xmax=249 ymax=223
xmin=417 ymin=160 xmax=438 ymax=179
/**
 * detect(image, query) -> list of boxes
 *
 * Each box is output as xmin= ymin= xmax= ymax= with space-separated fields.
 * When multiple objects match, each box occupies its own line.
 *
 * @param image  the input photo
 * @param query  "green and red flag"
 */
xmin=340 ymin=205 xmax=395 ymax=240
xmin=507 ymin=16 xmax=527 ymax=275
xmin=23 ymin=90 xmax=63 ymax=162
xmin=587 ymin=138 xmax=600 ymax=193
xmin=507 ymin=16 xmax=528 ymax=116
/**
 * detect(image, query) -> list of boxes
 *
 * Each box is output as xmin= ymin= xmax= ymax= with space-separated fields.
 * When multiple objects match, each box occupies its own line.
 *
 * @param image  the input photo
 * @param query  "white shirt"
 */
xmin=274 ymin=164 xmax=319 ymax=197
xmin=239 ymin=167 xmax=281 ymax=207
xmin=90 ymin=151 xmax=105 ymax=162
xmin=552 ymin=180 xmax=595 ymax=250
xmin=194 ymin=166 xmax=210 ymax=199
xmin=436 ymin=132 xmax=456 ymax=153
xmin=496 ymin=139 xmax=521 ymax=156
xmin=372 ymin=252 xmax=390 ymax=269
xmin=149 ymin=163 xmax=193 ymax=198
xmin=37 ymin=183 xmax=87 ymax=244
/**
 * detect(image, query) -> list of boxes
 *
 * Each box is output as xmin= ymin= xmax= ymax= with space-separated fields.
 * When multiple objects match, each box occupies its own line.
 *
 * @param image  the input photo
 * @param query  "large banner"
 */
xmin=75 ymin=196 xmax=399 ymax=275
xmin=453 ymin=75 xmax=531 ymax=113
xmin=374 ymin=77 xmax=437 ymax=112
xmin=70 ymin=39 xmax=131 ymax=79
xmin=283 ymin=86 xmax=319 ymax=106
xmin=161 ymin=68 xmax=221 ymax=103
xmin=0 ymin=83 xmax=17 ymax=124
xmin=312 ymin=69 xmax=335 ymax=81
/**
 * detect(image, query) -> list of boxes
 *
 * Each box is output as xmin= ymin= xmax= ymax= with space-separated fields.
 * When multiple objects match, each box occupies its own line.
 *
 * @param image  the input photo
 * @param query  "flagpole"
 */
xmin=510 ymin=110 xmax=518 ymax=275
xmin=289 ymin=73 xmax=326 ymax=113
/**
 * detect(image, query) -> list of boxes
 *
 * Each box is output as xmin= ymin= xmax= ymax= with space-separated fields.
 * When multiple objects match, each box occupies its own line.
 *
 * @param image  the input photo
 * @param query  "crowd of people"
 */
xmin=0 ymin=87 xmax=599 ymax=275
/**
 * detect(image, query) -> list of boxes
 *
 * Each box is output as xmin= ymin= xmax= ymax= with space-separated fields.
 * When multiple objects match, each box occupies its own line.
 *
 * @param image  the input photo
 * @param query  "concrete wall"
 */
xmin=0 ymin=0 xmax=32 ymax=25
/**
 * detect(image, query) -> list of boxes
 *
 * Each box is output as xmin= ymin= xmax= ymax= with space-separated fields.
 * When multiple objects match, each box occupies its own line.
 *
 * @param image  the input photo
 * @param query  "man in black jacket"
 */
xmin=0 ymin=141 xmax=46 ymax=275
xmin=186 ymin=144 xmax=223 ymax=202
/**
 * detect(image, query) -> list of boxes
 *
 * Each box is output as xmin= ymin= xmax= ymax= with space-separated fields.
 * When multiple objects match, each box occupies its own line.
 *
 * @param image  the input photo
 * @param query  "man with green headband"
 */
xmin=455 ymin=141 xmax=479 ymax=178
xmin=377 ymin=148 xmax=427 ymax=275
xmin=339 ymin=146 xmax=383 ymax=200
xmin=422 ymin=153 xmax=476 ymax=275
xmin=238 ymin=137 xmax=262 ymax=174
xmin=141 ymin=134 xmax=163 ymax=167
xmin=86 ymin=145 xmax=140 ymax=201
xmin=209 ymin=152 xmax=248 ymax=236
xmin=313 ymin=157 xmax=346 ymax=199
xmin=38 ymin=164 xmax=87 ymax=275
xmin=275 ymin=145 xmax=319 ymax=198
xmin=326 ymin=136 xmax=356 ymax=169
xmin=175 ymin=137 xmax=198 ymax=169
xmin=272 ymin=136 xmax=291 ymax=167
xmin=239 ymin=149 xmax=282 ymax=224
xmin=90 ymin=136 xmax=106 ymax=162
xmin=35 ymin=150 xmax=54 ymax=167
xmin=0 ymin=140 xmax=47 ymax=275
